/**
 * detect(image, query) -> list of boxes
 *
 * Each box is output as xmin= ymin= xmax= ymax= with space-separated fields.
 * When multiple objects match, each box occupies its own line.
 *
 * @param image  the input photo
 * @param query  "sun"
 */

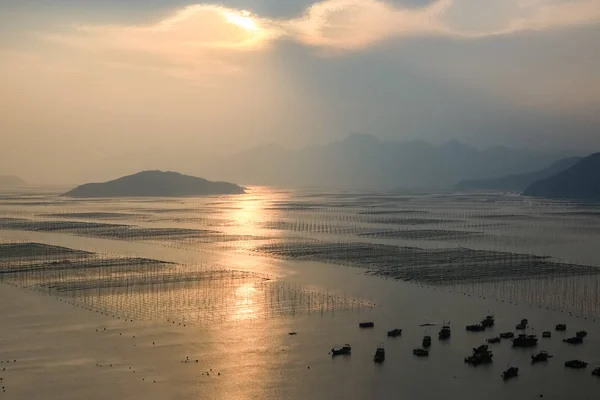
xmin=223 ymin=10 xmax=260 ymax=32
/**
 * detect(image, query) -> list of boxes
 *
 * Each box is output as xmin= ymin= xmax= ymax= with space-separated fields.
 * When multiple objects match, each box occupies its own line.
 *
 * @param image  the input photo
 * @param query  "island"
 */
xmin=63 ymin=170 xmax=245 ymax=198
xmin=523 ymin=153 xmax=600 ymax=200
xmin=0 ymin=175 xmax=27 ymax=189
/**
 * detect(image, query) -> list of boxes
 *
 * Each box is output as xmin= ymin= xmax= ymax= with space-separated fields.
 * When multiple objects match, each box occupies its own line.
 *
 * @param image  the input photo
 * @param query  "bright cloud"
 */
xmin=33 ymin=0 xmax=600 ymax=79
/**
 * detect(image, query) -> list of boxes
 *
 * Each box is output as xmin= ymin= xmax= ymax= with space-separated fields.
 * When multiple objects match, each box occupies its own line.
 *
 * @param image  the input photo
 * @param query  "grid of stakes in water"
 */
xmin=0 ymin=240 xmax=373 ymax=324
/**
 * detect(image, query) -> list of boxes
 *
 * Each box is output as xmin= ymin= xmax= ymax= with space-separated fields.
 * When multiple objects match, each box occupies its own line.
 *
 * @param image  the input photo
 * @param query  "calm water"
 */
xmin=0 ymin=187 xmax=599 ymax=399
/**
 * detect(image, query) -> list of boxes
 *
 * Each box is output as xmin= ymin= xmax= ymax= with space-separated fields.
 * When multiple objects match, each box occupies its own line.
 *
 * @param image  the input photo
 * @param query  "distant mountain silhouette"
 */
xmin=217 ymin=134 xmax=577 ymax=189
xmin=523 ymin=153 xmax=600 ymax=200
xmin=455 ymin=157 xmax=582 ymax=192
xmin=63 ymin=170 xmax=245 ymax=198
xmin=0 ymin=175 xmax=27 ymax=189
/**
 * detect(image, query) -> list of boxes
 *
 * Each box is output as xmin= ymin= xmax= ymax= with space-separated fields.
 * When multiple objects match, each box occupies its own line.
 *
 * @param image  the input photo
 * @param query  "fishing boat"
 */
xmin=466 ymin=324 xmax=485 ymax=332
xmin=331 ymin=344 xmax=352 ymax=356
xmin=359 ymin=322 xmax=375 ymax=328
xmin=565 ymin=360 xmax=587 ymax=369
xmin=499 ymin=332 xmax=515 ymax=339
xmin=473 ymin=344 xmax=489 ymax=353
xmin=555 ymin=324 xmax=567 ymax=331
xmin=438 ymin=323 xmax=451 ymax=340
xmin=563 ymin=336 xmax=583 ymax=344
xmin=387 ymin=328 xmax=402 ymax=337
xmin=422 ymin=335 xmax=432 ymax=348
xmin=481 ymin=315 xmax=495 ymax=328
xmin=576 ymin=330 xmax=587 ymax=338
xmin=373 ymin=344 xmax=385 ymax=363
xmin=542 ymin=331 xmax=551 ymax=338
xmin=502 ymin=367 xmax=519 ymax=380
xmin=592 ymin=367 xmax=600 ymax=376
xmin=516 ymin=319 xmax=528 ymax=330
xmin=464 ymin=346 xmax=493 ymax=366
xmin=413 ymin=348 xmax=429 ymax=357
xmin=487 ymin=337 xmax=501 ymax=344
xmin=512 ymin=334 xmax=538 ymax=348
xmin=531 ymin=351 xmax=553 ymax=363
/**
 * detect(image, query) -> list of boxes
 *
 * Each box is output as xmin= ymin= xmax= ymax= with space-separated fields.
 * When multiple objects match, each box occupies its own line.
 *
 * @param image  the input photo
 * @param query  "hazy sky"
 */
xmin=1 ymin=0 xmax=600 ymax=183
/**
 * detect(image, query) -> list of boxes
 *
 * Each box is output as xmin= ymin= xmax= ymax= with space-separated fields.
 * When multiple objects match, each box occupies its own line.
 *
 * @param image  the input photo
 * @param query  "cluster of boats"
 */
xmin=466 ymin=315 xmax=495 ymax=332
xmin=330 ymin=319 xmax=600 ymax=377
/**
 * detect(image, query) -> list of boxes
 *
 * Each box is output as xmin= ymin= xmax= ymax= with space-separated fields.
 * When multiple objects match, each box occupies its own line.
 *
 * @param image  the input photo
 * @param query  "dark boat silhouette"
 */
xmin=576 ymin=330 xmax=587 ymax=338
xmin=487 ymin=337 xmax=501 ymax=344
xmin=512 ymin=334 xmax=538 ymax=348
xmin=466 ymin=324 xmax=485 ymax=332
xmin=555 ymin=324 xmax=567 ymax=331
xmin=387 ymin=328 xmax=402 ymax=337
xmin=359 ymin=322 xmax=375 ymax=328
xmin=373 ymin=344 xmax=385 ymax=363
xmin=563 ymin=336 xmax=583 ymax=344
xmin=531 ymin=351 xmax=553 ymax=363
xmin=481 ymin=315 xmax=495 ymax=328
xmin=565 ymin=360 xmax=587 ymax=369
xmin=413 ymin=348 xmax=429 ymax=357
xmin=542 ymin=331 xmax=551 ymax=338
xmin=438 ymin=324 xmax=451 ymax=340
xmin=465 ymin=345 xmax=493 ymax=366
xmin=592 ymin=367 xmax=600 ymax=376
xmin=499 ymin=332 xmax=515 ymax=339
xmin=422 ymin=335 xmax=432 ymax=348
xmin=331 ymin=344 xmax=351 ymax=356
xmin=502 ymin=366 xmax=519 ymax=380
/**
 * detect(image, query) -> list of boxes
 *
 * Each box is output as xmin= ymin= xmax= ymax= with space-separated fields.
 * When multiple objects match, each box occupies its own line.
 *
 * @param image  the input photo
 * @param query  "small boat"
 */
xmin=422 ymin=335 xmax=432 ymax=348
xmin=542 ymin=331 xmax=551 ymax=338
xmin=438 ymin=324 xmax=451 ymax=340
xmin=499 ymin=332 xmax=515 ymax=339
xmin=473 ymin=344 xmax=489 ymax=354
xmin=373 ymin=345 xmax=385 ymax=363
xmin=387 ymin=329 xmax=402 ymax=337
xmin=502 ymin=366 xmax=519 ymax=380
xmin=487 ymin=337 xmax=501 ymax=344
xmin=516 ymin=323 xmax=527 ymax=330
xmin=521 ymin=319 xmax=529 ymax=325
xmin=359 ymin=322 xmax=375 ymax=328
xmin=331 ymin=344 xmax=351 ymax=356
xmin=413 ymin=348 xmax=429 ymax=357
xmin=531 ymin=351 xmax=553 ymax=363
xmin=464 ymin=346 xmax=493 ymax=366
xmin=555 ymin=324 xmax=567 ymax=331
xmin=592 ymin=367 xmax=600 ymax=377
xmin=288 ymin=332 xmax=297 ymax=336
xmin=466 ymin=324 xmax=485 ymax=332
xmin=512 ymin=334 xmax=538 ymax=348
xmin=565 ymin=360 xmax=587 ymax=369
xmin=576 ymin=330 xmax=588 ymax=338
xmin=563 ymin=336 xmax=583 ymax=344
xmin=481 ymin=315 xmax=495 ymax=328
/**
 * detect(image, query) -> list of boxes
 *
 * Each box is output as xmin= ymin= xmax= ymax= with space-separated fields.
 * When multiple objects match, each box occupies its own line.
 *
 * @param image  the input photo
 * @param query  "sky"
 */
xmin=1 ymin=0 xmax=600 ymax=183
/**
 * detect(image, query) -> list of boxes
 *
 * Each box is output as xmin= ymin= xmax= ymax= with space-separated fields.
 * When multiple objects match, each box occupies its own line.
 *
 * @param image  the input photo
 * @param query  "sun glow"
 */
xmin=224 ymin=10 xmax=260 ymax=32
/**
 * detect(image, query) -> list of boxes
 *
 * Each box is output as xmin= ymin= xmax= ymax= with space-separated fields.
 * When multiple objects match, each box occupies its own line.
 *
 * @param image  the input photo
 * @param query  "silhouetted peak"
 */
xmin=63 ymin=170 xmax=244 ymax=198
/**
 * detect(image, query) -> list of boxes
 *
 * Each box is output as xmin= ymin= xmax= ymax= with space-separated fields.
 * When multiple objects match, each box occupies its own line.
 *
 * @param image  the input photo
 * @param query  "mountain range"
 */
xmin=523 ymin=153 xmax=600 ymax=200
xmin=455 ymin=157 xmax=582 ymax=192
xmin=217 ymin=134 xmax=578 ymax=189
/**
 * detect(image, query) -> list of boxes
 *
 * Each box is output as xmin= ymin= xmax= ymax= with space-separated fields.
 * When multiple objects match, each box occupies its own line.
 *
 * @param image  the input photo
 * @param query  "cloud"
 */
xmin=42 ymin=4 xmax=283 ymax=81
xmin=283 ymin=0 xmax=452 ymax=50
xmin=33 ymin=0 xmax=600 ymax=79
